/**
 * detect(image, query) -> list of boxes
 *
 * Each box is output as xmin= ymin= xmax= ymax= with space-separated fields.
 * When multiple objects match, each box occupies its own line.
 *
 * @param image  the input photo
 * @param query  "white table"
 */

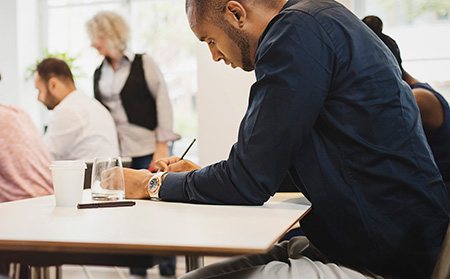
xmin=0 ymin=191 xmax=310 ymax=277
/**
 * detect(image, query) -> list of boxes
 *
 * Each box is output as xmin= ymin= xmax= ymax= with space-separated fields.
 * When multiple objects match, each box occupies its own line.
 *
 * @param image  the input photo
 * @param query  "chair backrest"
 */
xmin=122 ymin=157 xmax=132 ymax=168
xmin=84 ymin=161 xmax=93 ymax=189
xmin=431 ymin=222 xmax=450 ymax=279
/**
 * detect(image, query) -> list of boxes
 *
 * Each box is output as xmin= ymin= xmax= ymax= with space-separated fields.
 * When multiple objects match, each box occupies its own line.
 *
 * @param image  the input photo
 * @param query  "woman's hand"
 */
xmin=149 ymin=142 xmax=169 ymax=171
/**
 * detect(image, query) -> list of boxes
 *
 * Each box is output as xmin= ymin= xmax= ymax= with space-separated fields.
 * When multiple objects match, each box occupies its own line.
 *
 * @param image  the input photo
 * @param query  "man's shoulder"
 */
xmin=56 ymin=91 xmax=107 ymax=118
xmin=263 ymin=0 xmax=347 ymax=37
xmin=282 ymin=0 xmax=342 ymax=15
xmin=72 ymin=92 xmax=115 ymax=124
xmin=258 ymin=0 xmax=342 ymax=53
xmin=64 ymin=91 xmax=105 ymax=108
xmin=51 ymin=92 xmax=115 ymax=135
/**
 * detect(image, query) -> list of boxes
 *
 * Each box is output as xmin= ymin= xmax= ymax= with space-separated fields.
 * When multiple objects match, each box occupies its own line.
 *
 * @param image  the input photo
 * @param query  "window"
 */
xmin=44 ymin=0 xmax=198 ymax=160
xmin=344 ymin=0 xmax=450 ymax=98
xmin=42 ymin=0 xmax=450 ymax=162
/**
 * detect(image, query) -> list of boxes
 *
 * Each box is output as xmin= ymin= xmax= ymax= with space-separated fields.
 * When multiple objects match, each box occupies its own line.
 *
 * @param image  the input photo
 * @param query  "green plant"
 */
xmin=25 ymin=49 xmax=84 ymax=80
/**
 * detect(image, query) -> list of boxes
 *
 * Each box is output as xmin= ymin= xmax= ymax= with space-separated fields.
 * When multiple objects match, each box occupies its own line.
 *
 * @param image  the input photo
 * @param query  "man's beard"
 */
xmin=221 ymin=21 xmax=253 ymax=71
xmin=44 ymin=84 xmax=60 ymax=110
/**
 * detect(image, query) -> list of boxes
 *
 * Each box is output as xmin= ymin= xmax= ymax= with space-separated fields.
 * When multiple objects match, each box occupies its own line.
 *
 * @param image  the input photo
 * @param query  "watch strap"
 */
xmin=148 ymin=171 xmax=168 ymax=200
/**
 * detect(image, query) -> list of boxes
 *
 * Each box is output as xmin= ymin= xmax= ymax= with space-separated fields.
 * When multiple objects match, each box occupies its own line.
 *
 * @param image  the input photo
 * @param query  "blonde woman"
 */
xmin=86 ymin=11 xmax=179 ymax=278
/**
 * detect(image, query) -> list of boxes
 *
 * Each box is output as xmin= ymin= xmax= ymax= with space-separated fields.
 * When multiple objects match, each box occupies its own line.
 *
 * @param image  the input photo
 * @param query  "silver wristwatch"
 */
xmin=147 ymin=172 xmax=168 ymax=200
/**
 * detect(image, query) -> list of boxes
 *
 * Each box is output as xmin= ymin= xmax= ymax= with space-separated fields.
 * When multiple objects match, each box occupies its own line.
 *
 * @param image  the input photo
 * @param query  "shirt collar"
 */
xmin=56 ymin=89 xmax=79 ymax=108
xmin=103 ymin=50 xmax=134 ymax=71
xmin=257 ymin=0 xmax=296 ymax=48
xmin=123 ymin=50 xmax=135 ymax=63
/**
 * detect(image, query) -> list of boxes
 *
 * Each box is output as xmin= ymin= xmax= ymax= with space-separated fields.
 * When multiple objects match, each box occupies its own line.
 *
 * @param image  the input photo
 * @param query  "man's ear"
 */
xmin=48 ymin=77 xmax=59 ymax=92
xmin=224 ymin=1 xmax=247 ymax=28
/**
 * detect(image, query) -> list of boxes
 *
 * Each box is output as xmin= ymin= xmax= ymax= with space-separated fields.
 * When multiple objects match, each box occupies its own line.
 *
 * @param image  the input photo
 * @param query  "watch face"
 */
xmin=148 ymin=177 xmax=159 ymax=194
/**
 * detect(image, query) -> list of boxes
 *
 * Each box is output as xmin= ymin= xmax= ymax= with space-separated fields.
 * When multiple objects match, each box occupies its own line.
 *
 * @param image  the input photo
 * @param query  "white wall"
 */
xmin=196 ymin=44 xmax=255 ymax=166
xmin=0 ymin=0 xmax=20 ymax=106
xmin=0 ymin=0 xmax=42 ymax=130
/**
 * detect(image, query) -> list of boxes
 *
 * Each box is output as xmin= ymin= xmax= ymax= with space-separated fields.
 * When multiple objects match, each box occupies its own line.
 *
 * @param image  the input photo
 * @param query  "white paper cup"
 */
xmin=50 ymin=161 xmax=87 ymax=207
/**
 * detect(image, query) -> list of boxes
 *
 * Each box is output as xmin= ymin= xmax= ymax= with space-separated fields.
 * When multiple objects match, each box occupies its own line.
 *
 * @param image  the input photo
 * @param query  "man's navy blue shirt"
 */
xmin=162 ymin=0 xmax=450 ymax=278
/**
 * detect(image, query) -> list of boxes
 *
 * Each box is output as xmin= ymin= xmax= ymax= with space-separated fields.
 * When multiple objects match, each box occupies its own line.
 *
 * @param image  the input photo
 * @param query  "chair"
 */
xmin=122 ymin=157 xmax=132 ymax=168
xmin=431 ymin=222 xmax=450 ymax=279
xmin=83 ymin=161 xmax=93 ymax=189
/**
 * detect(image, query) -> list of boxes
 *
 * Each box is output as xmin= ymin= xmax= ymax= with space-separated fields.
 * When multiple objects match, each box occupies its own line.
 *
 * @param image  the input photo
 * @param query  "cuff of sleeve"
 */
xmin=160 ymin=171 xmax=189 ymax=202
xmin=155 ymin=127 xmax=181 ymax=143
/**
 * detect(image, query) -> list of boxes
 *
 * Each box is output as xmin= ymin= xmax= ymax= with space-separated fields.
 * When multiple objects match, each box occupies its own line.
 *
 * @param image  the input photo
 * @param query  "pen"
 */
xmin=77 ymin=201 xmax=136 ymax=209
xmin=180 ymin=138 xmax=196 ymax=160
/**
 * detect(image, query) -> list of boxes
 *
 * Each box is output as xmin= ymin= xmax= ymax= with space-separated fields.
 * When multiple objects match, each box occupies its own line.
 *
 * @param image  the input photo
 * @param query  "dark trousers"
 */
xmin=129 ymin=154 xmax=177 ymax=277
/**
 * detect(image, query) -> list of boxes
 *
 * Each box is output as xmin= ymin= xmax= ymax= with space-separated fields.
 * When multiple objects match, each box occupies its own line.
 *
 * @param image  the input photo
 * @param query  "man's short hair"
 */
xmin=35 ymin=58 xmax=74 ymax=85
xmin=186 ymin=0 xmax=229 ymax=25
xmin=186 ymin=0 xmax=277 ymax=24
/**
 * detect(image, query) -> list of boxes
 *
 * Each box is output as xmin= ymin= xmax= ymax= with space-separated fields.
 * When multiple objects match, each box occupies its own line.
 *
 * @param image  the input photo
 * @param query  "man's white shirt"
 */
xmin=43 ymin=90 xmax=120 ymax=161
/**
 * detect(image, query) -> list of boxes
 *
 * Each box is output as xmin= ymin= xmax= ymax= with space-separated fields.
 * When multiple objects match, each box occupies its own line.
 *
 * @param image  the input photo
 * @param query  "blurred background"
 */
xmin=0 ymin=0 xmax=449 ymax=166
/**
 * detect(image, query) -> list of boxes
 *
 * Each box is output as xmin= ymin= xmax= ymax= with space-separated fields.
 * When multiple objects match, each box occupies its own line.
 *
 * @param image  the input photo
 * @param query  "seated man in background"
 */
xmin=34 ymin=58 xmax=120 ymax=161
xmin=0 ymin=102 xmax=54 ymax=277
xmin=363 ymin=15 xmax=450 ymax=191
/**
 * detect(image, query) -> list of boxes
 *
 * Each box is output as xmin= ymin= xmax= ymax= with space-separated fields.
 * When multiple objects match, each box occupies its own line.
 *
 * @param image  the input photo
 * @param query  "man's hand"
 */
xmin=99 ymin=167 xmax=123 ymax=190
xmin=123 ymin=168 xmax=152 ymax=199
xmin=155 ymin=157 xmax=202 ymax=172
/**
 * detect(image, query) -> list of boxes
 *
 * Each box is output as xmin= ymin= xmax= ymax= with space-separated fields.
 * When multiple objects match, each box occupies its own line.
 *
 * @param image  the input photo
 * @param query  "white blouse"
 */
xmin=97 ymin=50 xmax=180 ymax=157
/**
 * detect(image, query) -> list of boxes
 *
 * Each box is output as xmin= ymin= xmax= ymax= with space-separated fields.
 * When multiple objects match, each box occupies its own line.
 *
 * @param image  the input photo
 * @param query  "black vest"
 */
xmin=94 ymin=54 xmax=157 ymax=130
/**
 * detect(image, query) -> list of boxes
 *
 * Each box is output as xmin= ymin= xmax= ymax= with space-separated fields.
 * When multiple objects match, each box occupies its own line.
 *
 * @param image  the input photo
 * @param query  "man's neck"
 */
xmin=59 ymin=87 xmax=77 ymax=101
xmin=251 ymin=0 xmax=289 ymax=41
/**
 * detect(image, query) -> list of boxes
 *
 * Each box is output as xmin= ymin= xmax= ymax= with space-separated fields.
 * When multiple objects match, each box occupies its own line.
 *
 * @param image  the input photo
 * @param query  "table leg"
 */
xmin=8 ymin=263 xmax=20 ymax=279
xmin=29 ymin=266 xmax=50 ymax=279
xmin=55 ymin=266 xmax=62 ymax=279
xmin=185 ymin=256 xmax=204 ymax=273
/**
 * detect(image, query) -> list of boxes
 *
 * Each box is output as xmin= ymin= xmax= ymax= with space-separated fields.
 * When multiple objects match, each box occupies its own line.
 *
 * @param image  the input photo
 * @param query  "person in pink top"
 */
xmin=0 ymin=105 xmax=53 ymax=202
xmin=0 ymin=103 xmax=54 ymax=277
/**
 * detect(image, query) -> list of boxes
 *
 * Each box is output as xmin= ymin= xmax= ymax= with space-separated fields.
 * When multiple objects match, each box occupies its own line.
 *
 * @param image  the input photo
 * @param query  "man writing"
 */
xmin=124 ymin=0 xmax=450 ymax=278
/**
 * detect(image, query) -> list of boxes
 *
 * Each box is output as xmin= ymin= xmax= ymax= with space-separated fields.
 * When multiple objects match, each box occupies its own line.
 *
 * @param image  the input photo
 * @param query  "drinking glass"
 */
xmin=91 ymin=157 xmax=125 ymax=200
